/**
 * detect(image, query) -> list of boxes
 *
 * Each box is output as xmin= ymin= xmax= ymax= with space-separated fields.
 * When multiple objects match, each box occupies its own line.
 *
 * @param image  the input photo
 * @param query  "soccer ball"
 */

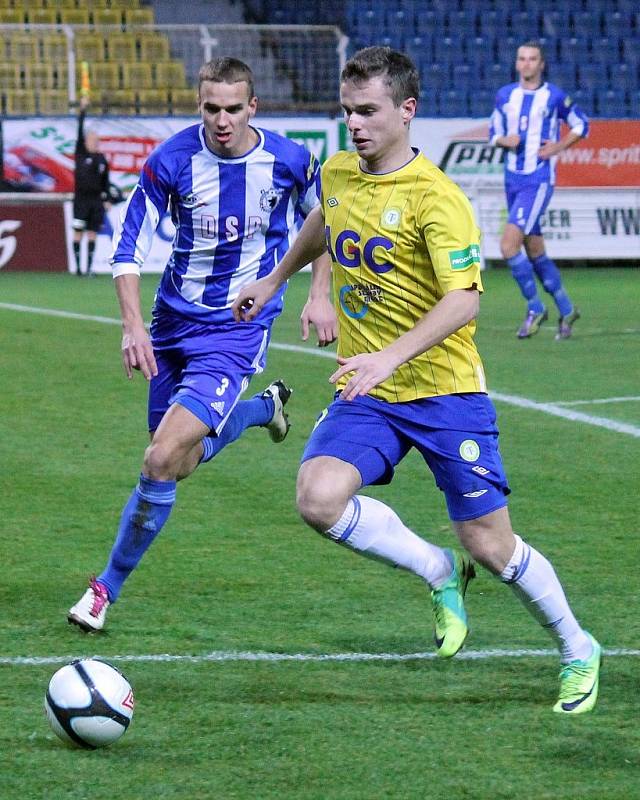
xmin=44 ymin=658 xmax=134 ymax=749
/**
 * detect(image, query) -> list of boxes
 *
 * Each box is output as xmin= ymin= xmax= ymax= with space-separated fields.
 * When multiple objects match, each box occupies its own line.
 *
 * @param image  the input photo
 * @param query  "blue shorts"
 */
xmin=505 ymin=176 xmax=554 ymax=236
xmin=148 ymin=312 xmax=270 ymax=433
xmin=302 ymin=392 xmax=510 ymax=522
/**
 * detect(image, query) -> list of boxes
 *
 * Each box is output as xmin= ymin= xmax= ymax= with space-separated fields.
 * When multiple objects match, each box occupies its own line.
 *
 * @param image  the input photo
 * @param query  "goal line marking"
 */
xmin=2 ymin=302 xmax=639 ymax=438
xmin=1 ymin=647 xmax=639 ymax=667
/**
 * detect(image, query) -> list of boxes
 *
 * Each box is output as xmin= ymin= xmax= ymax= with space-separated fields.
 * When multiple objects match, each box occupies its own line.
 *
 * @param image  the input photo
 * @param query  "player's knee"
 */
xmin=296 ymin=472 xmax=343 ymax=532
xmin=143 ymin=440 xmax=178 ymax=481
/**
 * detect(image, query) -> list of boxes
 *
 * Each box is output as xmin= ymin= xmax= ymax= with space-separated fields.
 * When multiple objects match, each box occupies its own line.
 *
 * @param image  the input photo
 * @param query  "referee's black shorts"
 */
xmin=73 ymin=195 xmax=105 ymax=233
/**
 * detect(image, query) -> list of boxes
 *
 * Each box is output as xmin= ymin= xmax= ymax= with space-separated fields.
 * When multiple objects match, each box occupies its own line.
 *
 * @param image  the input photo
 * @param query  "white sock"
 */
xmin=327 ymin=495 xmax=453 ymax=588
xmin=501 ymin=534 xmax=592 ymax=663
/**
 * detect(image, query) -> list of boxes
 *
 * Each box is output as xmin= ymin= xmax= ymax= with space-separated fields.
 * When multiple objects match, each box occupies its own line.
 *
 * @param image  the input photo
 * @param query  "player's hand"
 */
xmin=538 ymin=140 xmax=561 ymax=159
xmin=232 ymin=276 xmax=278 ymax=322
xmin=300 ymin=295 xmax=337 ymax=347
xmin=79 ymin=95 xmax=89 ymax=110
xmin=121 ymin=322 xmax=157 ymax=381
xmin=500 ymin=134 xmax=520 ymax=149
xmin=329 ymin=352 xmax=397 ymax=401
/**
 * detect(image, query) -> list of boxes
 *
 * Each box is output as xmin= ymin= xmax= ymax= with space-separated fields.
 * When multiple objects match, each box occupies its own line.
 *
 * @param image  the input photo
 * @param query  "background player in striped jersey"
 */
xmin=234 ymin=46 xmax=600 ymax=714
xmin=68 ymin=57 xmax=336 ymax=631
xmin=489 ymin=41 xmax=589 ymax=340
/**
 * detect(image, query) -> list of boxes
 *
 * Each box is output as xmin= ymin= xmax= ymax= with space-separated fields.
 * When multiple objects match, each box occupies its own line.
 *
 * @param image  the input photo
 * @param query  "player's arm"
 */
xmin=232 ymin=205 xmax=327 ymax=322
xmin=114 ymin=273 xmax=157 ymax=381
xmin=300 ymin=251 xmax=337 ymax=347
xmin=539 ymin=93 xmax=589 ymax=159
xmin=75 ymin=96 xmax=88 ymax=155
xmin=489 ymin=97 xmax=519 ymax=149
xmin=331 ymin=289 xmax=479 ymax=401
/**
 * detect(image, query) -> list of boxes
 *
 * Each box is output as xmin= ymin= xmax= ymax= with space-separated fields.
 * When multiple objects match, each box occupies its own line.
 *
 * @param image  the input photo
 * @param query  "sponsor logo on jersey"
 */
xmin=448 ymin=244 xmax=481 ymax=271
xmin=180 ymin=192 xmax=203 ymax=209
xmin=210 ymin=401 xmax=226 ymax=416
xmin=260 ymin=187 xmax=284 ymax=212
xmin=459 ymin=439 xmax=480 ymax=462
xmin=472 ymin=465 xmax=490 ymax=475
xmin=381 ymin=207 xmax=402 ymax=230
xmin=463 ymin=489 xmax=489 ymax=498
xmin=326 ymin=196 xmax=339 ymax=207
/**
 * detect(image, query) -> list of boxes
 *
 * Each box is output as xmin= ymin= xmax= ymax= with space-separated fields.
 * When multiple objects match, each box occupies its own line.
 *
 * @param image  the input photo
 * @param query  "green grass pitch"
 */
xmin=1 ymin=267 xmax=639 ymax=799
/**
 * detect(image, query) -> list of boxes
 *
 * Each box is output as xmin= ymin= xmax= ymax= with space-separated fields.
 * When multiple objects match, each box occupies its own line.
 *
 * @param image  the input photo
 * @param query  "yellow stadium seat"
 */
xmin=4 ymin=90 xmax=37 ymax=116
xmin=38 ymin=89 xmax=70 ymax=115
xmin=108 ymin=33 xmax=137 ymax=62
xmin=25 ymin=62 xmax=55 ymax=90
xmin=47 ymin=0 xmax=78 ymax=9
xmin=137 ymin=88 xmax=168 ymax=115
xmin=88 ymin=61 xmax=121 ymax=90
xmin=27 ymin=8 xmax=58 ymax=26
xmin=92 ymin=8 xmax=122 ymax=27
xmin=75 ymin=32 xmax=106 ymax=62
xmin=153 ymin=61 xmax=186 ymax=89
xmin=123 ymin=7 xmax=154 ymax=26
xmin=109 ymin=0 xmax=140 ymax=8
xmin=59 ymin=8 xmax=91 ymax=26
xmin=40 ymin=33 xmax=68 ymax=63
xmin=0 ymin=9 xmax=24 ymax=24
xmin=122 ymin=61 xmax=153 ymax=90
xmin=139 ymin=35 xmax=169 ymax=62
xmin=169 ymin=88 xmax=197 ymax=116
xmin=0 ymin=63 xmax=21 ymax=90
xmin=8 ymin=34 xmax=38 ymax=62
xmin=100 ymin=88 xmax=136 ymax=114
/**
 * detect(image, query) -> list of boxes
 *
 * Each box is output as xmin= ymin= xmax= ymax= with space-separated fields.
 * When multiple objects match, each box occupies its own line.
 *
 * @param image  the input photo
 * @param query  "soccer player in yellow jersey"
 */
xmin=233 ymin=47 xmax=601 ymax=715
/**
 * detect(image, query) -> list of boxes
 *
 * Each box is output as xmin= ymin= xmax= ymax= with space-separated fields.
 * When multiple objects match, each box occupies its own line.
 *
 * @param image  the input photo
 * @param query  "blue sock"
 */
xmin=531 ymin=254 xmax=573 ymax=317
xmin=200 ymin=394 xmax=273 ymax=464
xmin=98 ymin=475 xmax=176 ymax=601
xmin=507 ymin=253 xmax=545 ymax=313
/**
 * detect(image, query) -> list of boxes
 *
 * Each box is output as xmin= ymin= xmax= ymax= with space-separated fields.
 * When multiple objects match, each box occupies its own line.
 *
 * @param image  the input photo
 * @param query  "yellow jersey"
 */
xmin=321 ymin=149 xmax=487 ymax=403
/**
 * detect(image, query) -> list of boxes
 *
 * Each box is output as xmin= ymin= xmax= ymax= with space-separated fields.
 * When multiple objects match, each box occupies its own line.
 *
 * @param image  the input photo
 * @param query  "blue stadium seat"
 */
xmin=476 ymin=10 xmax=501 ymax=39
xmin=466 ymin=36 xmax=497 ymax=69
xmin=471 ymin=88 xmax=495 ymax=118
xmin=595 ymin=88 xmax=627 ymax=117
xmin=445 ymin=10 xmax=477 ymax=36
xmin=609 ymin=63 xmax=639 ymax=92
xmin=421 ymin=62 xmax=448 ymax=91
xmin=590 ymin=37 xmax=622 ymax=66
xmin=558 ymin=36 xmax=591 ymax=63
xmin=570 ymin=11 xmax=602 ymax=38
xmin=578 ymin=62 xmax=609 ymax=90
xmin=485 ymin=62 xmax=515 ymax=88
xmin=405 ymin=35 xmax=434 ymax=66
xmin=547 ymin=63 xmax=578 ymax=88
xmin=570 ymin=88 xmax=595 ymax=116
xmin=415 ymin=9 xmax=444 ymax=37
xmin=621 ymin=37 xmax=640 ymax=67
xmin=417 ymin=88 xmax=438 ymax=117
xmin=509 ymin=10 xmax=543 ymax=40
xmin=541 ymin=10 xmax=566 ymax=38
xmin=379 ymin=31 xmax=406 ymax=50
xmin=602 ymin=11 xmax=633 ymax=39
xmin=452 ymin=63 xmax=474 ymax=90
xmin=437 ymin=88 xmax=470 ymax=117
xmin=432 ymin=34 xmax=465 ymax=65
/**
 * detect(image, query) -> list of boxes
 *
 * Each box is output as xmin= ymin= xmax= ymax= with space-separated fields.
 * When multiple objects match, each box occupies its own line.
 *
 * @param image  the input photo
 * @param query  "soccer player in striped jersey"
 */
xmin=234 ymin=46 xmax=601 ymax=714
xmin=489 ymin=41 xmax=589 ymax=340
xmin=68 ymin=57 xmax=335 ymax=632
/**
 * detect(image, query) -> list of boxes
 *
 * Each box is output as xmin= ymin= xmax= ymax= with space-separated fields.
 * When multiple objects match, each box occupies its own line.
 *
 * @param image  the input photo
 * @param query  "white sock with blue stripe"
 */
xmin=327 ymin=495 xmax=452 ymax=589
xmin=501 ymin=534 xmax=592 ymax=663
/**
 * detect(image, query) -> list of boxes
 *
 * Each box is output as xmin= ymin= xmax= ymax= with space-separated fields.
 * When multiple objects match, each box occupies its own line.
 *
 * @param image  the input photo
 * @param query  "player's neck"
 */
xmin=360 ymin=143 xmax=415 ymax=175
xmin=520 ymin=77 xmax=544 ymax=91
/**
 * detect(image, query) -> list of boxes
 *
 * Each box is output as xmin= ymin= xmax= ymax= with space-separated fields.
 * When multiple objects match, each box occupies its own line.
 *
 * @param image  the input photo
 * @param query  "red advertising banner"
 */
xmin=0 ymin=202 xmax=67 ymax=271
xmin=556 ymin=121 xmax=640 ymax=187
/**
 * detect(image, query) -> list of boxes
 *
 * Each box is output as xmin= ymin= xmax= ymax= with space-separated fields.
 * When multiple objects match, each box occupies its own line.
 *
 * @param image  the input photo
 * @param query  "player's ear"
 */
xmin=401 ymin=97 xmax=416 ymax=124
xmin=248 ymin=95 xmax=258 ymax=118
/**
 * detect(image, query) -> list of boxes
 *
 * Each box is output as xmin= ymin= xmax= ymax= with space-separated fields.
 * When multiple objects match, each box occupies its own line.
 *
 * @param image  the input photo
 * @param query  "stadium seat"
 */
xmin=0 ymin=63 xmax=21 ymax=90
xmin=123 ymin=8 xmax=155 ymax=27
xmin=466 ymin=37 xmax=496 ymax=71
xmin=26 ymin=8 xmax=58 ymax=26
xmin=578 ymin=62 xmax=609 ymax=90
xmin=41 ymin=33 xmax=68 ymax=63
xmin=602 ymin=11 xmax=632 ymax=39
xmin=7 ymin=34 xmax=38 ymax=62
xmin=4 ymin=89 xmax=38 ymax=116
xmin=476 ymin=10 xmax=501 ymax=39
xmin=621 ymin=37 xmax=640 ymax=67
xmin=609 ymin=63 xmax=639 ymax=92
xmin=47 ymin=0 xmax=77 ymax=8
xmin=590 ymin=37 xmax=622 ymax=66
xmin=415 ymin=10 xmax=442 ymax=38
xmin=432 ymin=35 xmax=464 ymax=66
xmin=92 ymin=9 xmax=123 ymax=28
xmin=469 ymin=88 xmax=494 ymax=117
xmin=596 ymin=88 xmax=627 ymax=117
xmin=59 ymin=8 xmax=91 ymax=26
xmin=452 ymin=63 xmax=473 ymax=90
xmin=89 ymin=62 xmax=121 ymax=90
xmin=558 ymin=37 xmax=591 ymax=63
xmin=110 ymin=0 xmax=141 ymax=7
xmin=100 ymin=88 xmax=136 ymax=114
xmin=169 ymin=87 xmax=197 ymax=116
xmin=445 ymin=10 xmax=477 ymax=36
xmin=541 ymin=10 xmax=565 ymax=38
xmin=108 ymin=33 xmax=137 ymax=63
xmin=548 ymin=63 xmax=578 ymax=88
xmin=405 ymin=35 xmax=433 ymax=66
xmin=421 ymin=62 xmax=448 ymax=91
xmin=139 ymin=35 xmax=170 ymax=63
xmin=437 ymin=89 xmax=469 ymax=117
xmin=0 ymin=9 xmax=24 ymax=24
xmin=122 ymin=62 xmax=153 ymax=90
xmin=38 ymin=90 xmax=70 ymax=115
xmin=484 ymin=62 xmax=514 ymax=88
xmin=75 ymin=33 xmax=107 ymax=62
xmin=570 ymin=11 xmax=603 ymax=39
xmin=154 ymin=61 xmax=187 ymax=89
xmin=25 ymin=62 xmax=55 ymax=90
xmin=137 ymin=88 xmax=169 ymax=114
xmin=509 ymin=10 xmax=542 ymax=39
xmin=570 ymin=88 xmax=595 ymax=115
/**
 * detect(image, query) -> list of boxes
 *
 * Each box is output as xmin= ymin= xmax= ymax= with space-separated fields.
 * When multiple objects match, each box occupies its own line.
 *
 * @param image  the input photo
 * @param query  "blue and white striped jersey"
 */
xmin=111 ymin=124 xmax=320 ymax=324
xmin=489 ymin=82 xmax=589 ymax=184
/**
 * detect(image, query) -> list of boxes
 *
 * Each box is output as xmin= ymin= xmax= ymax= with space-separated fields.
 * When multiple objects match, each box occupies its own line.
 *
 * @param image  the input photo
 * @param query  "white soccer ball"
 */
xmin=44 ymin=658 xmax=134 ymax=749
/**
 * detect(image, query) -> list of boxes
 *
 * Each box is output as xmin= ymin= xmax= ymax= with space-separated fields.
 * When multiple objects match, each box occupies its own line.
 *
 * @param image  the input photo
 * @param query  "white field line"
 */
xmin=2 ymin=302 xmax=639 ymax=438
xmin=554 ymin=396 xmax=640 ymax=406
xmin=1 ymin=648 xmax=639 ymax=667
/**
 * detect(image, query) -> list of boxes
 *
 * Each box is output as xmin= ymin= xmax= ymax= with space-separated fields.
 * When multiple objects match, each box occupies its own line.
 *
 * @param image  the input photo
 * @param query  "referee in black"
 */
xmin=72 ymin=96 xmax=110 ymax=276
